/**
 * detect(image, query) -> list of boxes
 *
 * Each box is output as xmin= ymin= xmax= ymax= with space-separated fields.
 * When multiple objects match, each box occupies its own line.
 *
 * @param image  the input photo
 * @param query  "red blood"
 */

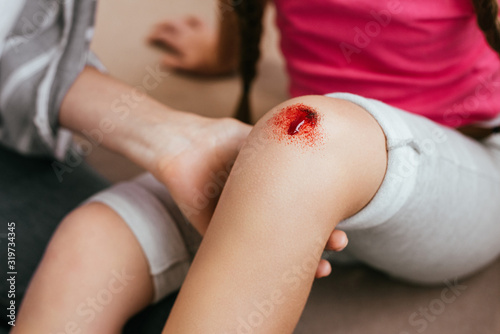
xmin=287 ymin=108 xmax=317 ymax=135
xmin=267 ymin=103 xmax=324 ymax=148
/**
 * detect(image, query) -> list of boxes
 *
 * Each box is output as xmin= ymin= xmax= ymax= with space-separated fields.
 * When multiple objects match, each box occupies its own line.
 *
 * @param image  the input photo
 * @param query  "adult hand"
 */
xmin=148 ymin=16 xmax=237 ymax=75
xmin=149 ymin=114 xmax=348 ymax=279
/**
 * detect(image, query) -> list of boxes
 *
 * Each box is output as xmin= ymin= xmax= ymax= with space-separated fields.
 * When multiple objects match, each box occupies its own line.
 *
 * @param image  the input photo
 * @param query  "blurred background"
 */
xmin=86 ymin=1 xmax=500 ymax=333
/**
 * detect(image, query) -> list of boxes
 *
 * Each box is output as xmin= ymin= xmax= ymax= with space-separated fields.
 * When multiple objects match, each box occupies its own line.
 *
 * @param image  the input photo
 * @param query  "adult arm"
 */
xmin=59 ymin=65 xmax=251 ymax=233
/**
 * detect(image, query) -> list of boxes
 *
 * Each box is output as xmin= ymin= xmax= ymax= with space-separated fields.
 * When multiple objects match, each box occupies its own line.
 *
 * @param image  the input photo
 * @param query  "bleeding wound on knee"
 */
xmin=266 ymin=103 xmax=325 ymax=149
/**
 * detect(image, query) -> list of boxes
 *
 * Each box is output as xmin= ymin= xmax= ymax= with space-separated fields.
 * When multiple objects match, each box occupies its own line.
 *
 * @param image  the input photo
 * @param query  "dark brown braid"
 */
xmin=233 ymin=0 xmax=266 ymax=124
xmin=472 ymin=0 xmax=500 ymax=54
xmin=471 ymin=1 xmax=500 ymax=134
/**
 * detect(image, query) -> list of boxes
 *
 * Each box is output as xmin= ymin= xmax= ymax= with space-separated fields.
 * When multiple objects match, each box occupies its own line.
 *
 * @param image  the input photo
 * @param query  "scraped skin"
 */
xmin=162 ymin=95 xmax=388 ymax=333
xmin=267 ymin=103 xmax=324 ymax=148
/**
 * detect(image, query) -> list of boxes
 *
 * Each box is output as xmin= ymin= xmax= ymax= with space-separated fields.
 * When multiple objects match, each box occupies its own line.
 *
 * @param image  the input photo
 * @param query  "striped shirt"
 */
xmin=0 ymin=0 xmax=100 ymax=160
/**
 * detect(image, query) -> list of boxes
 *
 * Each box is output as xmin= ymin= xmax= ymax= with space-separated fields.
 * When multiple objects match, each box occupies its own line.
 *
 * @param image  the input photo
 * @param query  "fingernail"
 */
xmin=336 ymin=236 xmax=348 ymax=251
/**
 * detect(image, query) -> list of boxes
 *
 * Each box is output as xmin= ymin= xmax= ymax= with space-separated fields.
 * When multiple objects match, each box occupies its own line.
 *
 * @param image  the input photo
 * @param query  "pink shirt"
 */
xmin=274 ymin=0 xmax=500 ymax=127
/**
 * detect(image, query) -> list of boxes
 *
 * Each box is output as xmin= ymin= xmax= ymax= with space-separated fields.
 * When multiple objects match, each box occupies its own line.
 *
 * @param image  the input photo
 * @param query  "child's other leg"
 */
xmin=13 ymin=174 xmax=198 ymax=334
xmin=163 ymin=95 xmax=388 ymax=333
xmin=12 ymin=202 xmax=153 ymax=334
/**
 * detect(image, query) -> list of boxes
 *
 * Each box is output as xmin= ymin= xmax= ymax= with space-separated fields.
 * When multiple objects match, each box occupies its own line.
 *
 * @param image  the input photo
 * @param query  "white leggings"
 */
xmin=86 ymin=93 xmax=500 ymax=303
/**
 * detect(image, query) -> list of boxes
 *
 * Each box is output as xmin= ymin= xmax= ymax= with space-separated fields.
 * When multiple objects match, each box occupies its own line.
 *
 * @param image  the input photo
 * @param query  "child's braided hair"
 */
xmin=472 ymin=0 xmax=500 ymax=54
xmin=233 ymin=0 xmax=500 ymax=124
xmin=233 ymin=0 xmax=265 ymax=124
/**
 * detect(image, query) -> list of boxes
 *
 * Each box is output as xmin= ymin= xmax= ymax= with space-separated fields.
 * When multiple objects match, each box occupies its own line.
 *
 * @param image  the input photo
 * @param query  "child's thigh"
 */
xmin=327 ymin=93 xmax=500 ymax=284
xmin=85 ymin=173 xmax=202 ymax=302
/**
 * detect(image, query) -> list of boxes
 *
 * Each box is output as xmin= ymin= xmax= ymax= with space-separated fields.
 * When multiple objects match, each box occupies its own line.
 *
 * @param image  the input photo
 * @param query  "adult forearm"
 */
xmin=59 ymin=66 xmax=206 ymax=175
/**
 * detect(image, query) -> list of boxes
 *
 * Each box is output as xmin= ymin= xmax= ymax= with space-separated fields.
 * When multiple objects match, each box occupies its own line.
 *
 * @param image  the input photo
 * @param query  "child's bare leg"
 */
xmin=162 ymin=95 xmax=388 ymax=333
xmin=12 ymin=203 xmax=153 ymax=334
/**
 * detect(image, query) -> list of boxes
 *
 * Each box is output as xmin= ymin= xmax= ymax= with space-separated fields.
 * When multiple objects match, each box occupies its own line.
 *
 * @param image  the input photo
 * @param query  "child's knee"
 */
xmin=252 ymin=95 xmax=385 ymax=148
xmin=234 ymin=95 xmax=388 ymax=216
xmin=33 ymin=202 xmax=153 ymax=328
xmin=243 ymin=94 xmax=387 ymax=169
xmin=44 ymin=202 xmax=130 ymax=267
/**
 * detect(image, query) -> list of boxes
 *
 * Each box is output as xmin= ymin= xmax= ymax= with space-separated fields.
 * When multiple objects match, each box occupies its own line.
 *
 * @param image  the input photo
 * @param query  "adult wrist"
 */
xmin=115 ymin=105 xmax=202 ymax=175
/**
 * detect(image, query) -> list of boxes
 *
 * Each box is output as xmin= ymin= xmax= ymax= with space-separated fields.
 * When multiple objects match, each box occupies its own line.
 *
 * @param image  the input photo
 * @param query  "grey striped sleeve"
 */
xmin=0 ymin=0 xmax=98 ymax=160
